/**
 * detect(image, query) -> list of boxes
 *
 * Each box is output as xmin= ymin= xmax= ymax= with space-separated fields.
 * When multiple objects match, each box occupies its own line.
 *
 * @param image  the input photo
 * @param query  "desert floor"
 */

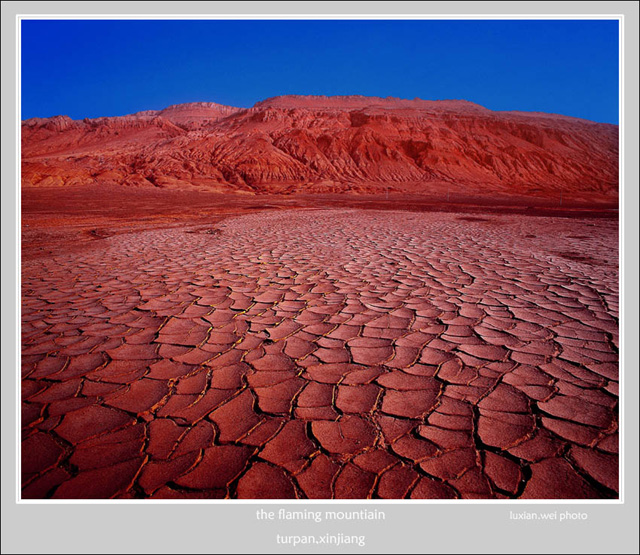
xmin=21 ymin=187 xmax=619 ymax=499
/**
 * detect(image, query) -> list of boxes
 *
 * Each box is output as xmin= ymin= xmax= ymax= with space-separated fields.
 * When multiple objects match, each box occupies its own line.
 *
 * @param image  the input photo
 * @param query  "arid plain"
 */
xmin=21 ymin=97 xmax=619 ymax=499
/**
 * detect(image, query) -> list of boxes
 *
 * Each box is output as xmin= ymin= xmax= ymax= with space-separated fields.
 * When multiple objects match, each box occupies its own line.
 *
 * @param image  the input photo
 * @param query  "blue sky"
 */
xmin=21 ymin=19 xmax=619 ymax=123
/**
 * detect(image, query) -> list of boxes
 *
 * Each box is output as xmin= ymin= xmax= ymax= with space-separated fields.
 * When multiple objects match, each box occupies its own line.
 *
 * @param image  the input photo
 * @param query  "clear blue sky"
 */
xmin=21 ymin=19 xmax=619 ymax=123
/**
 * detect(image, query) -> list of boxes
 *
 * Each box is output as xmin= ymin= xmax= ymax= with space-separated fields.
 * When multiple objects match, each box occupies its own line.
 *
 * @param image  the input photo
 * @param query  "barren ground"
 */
xmin=21 ymin=187 xmax=619 ymax=499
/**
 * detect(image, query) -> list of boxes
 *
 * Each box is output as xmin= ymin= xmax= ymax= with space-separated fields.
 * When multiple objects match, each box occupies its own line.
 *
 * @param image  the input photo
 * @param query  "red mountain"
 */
xmin=21 ymin=95 xmax=618 ymax=199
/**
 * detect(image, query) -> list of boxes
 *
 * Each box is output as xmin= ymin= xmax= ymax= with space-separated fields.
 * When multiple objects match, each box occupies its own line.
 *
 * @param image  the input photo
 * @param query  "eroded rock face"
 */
xmin=21 ymin=95 xmax=618 ymax=198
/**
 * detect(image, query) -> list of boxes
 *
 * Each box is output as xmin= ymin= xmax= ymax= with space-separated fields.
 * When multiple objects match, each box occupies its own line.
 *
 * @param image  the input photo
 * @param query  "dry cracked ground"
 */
xmin=21 ymin=209 xmax=620 ymax=499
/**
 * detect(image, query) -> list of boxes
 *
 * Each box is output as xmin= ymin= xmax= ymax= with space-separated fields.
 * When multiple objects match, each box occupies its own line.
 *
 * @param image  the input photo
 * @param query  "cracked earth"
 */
xmin=21 ymin=208 xmax=619 ymax=499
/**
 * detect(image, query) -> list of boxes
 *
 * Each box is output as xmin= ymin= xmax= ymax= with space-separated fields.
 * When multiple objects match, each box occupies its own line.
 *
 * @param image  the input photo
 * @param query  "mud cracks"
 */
xmin=21 ymin=209 xmax=619 ymax=499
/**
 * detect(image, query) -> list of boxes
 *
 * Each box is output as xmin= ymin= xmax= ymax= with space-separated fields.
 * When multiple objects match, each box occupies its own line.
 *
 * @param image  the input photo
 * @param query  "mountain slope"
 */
xmin=21 ymin=95 xmax=618 ymax=198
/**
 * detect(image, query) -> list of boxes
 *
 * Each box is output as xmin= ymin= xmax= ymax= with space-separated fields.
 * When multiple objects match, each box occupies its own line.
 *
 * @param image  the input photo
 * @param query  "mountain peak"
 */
xmin=253 ymin=94 xmax=489 ymax=113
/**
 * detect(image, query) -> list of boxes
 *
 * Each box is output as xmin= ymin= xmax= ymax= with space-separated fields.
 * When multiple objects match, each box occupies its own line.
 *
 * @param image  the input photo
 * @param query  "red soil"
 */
xmin=21 ymin=186 xmax=617 ymax=262
xmin=21 ymin=187 xmax=619 ymax=500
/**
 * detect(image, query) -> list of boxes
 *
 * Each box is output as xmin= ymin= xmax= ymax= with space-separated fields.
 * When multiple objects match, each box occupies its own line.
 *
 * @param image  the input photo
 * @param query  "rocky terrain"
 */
xmin=21 ymin=95 xmax=619 ymax=499
xmin=22 ymin=95 xmax=618 ymax=200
